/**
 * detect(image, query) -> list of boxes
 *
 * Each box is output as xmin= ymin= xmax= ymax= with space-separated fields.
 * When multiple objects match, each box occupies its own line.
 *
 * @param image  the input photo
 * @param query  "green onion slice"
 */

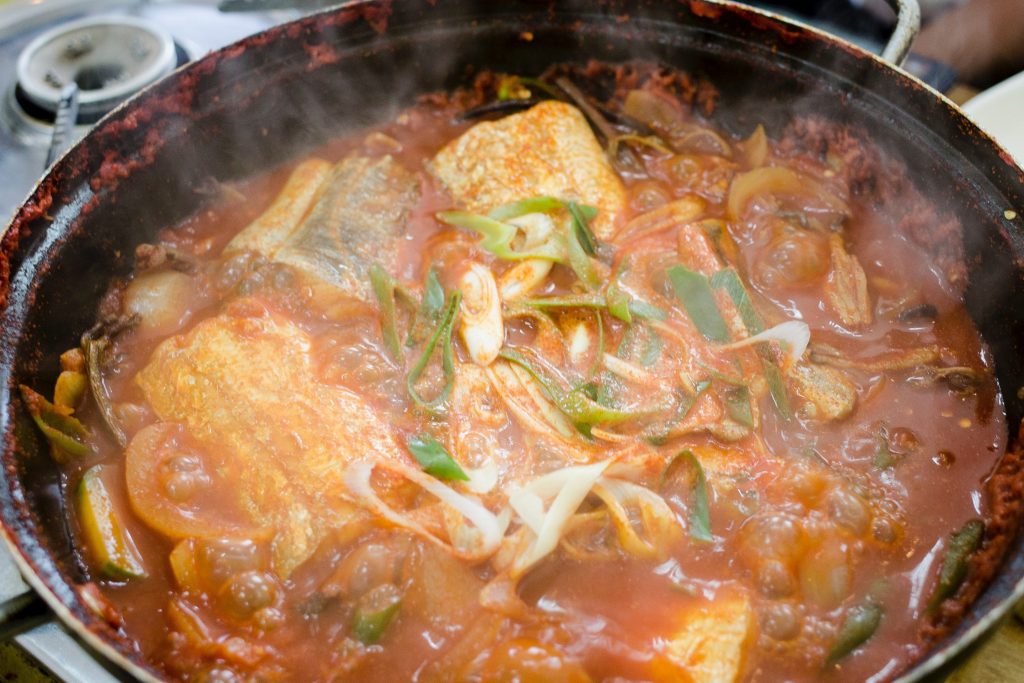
xmin=661 ymin=450 xmax=713 ymax=542
xmin=499 ymin=349 xmax=643 ymax=436
xmin=668 ymin=265 xmax=730 ymax=343
xmin=437 ymin=211 xmax=563 ymax=262
xmin=406 ymin=434 xmax=469 ymax=481
xmin=406 ymin=291 xmax=461 ymax=414
xmin=370 ymin=265 xmax=403 ymax=360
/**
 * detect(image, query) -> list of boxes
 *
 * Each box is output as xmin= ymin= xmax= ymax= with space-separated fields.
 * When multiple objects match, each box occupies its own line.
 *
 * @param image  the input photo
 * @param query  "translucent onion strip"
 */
xmin=343 ymin=459 xmax=505 ymax=562
xmin=723 ymin=320 xmax=810 ymax=371
xmin=507 ymin=460 xmax=611 ymax=576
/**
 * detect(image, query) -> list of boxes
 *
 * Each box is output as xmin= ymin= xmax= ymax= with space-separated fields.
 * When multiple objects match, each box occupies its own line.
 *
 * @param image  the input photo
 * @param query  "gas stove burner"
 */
xmin=15 ymin=15 xmax=179 ymax=123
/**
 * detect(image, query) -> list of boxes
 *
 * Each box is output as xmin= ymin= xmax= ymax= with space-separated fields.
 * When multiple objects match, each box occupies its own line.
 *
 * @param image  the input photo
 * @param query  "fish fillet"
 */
xmin=136 ymin=302 xmax=404 ymax=577
xmin=227 ymin=154 xmax=420 ymax=301
xmin=430 ymin=101 xmax=626 ymax=239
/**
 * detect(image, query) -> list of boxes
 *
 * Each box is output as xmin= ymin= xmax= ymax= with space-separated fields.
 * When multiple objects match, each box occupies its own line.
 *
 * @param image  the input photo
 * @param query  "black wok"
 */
xmin=1 ymin=1 xmax=1022 ymax=680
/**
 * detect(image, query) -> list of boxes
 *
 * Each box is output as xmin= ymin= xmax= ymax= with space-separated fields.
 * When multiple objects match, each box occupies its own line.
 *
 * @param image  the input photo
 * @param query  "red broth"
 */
xmin=33 ymin=65 xmax=1007 ymax=682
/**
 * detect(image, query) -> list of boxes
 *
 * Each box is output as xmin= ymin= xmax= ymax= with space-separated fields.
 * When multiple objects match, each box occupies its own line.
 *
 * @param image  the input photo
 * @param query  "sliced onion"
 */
xmin=343 ymin=460 xmax=504 ymax=562
xmin=462 ymin=459 xmax=499 ymax=494
xmin=592 ymin=477 xmax=682 ymax=559
xmin=727 ymin=166 xmax=849 ymax=220
xmin=485 ymin=361 xmax=576 ymax=440
xmin=723 ymin=320 xmax=810 ymax=370
xmin=507 ymin=460 xmax=611 ymax=577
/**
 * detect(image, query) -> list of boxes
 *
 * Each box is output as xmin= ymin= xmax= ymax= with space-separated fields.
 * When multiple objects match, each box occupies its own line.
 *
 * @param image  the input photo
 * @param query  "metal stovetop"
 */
xmin=0 ymin=2 xmax=301 ymax=679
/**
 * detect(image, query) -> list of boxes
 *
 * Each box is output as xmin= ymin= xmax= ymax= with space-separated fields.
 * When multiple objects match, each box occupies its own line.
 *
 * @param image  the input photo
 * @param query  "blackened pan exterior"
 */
xmin=1 ymin=1 xmax=1021 ymax=680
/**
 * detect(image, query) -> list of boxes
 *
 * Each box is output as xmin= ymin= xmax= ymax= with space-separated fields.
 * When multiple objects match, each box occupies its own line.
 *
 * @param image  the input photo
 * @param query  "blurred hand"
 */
xmin=914 ymin=0 xmax=1024 ymax=87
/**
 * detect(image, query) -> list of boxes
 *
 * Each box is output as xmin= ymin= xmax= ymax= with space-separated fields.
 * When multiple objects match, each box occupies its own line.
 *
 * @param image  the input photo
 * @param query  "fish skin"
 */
xmin=135 ymin=301 xmax=404 ymax=577
xmin=430 ymin=101 xmax=626 ymax=239
xmin=226 ymin=154 xmax=419 ymax=302
xmin=226 ymin=158 xmax=333 ymax=256
xmin=274 ymin=154 xmax=419 ymax=300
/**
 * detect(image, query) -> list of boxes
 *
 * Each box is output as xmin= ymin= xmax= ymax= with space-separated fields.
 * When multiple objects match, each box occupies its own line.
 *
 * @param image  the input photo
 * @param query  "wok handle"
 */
xmin=880 ymin=0 xmax=921 ymax=66
xmin=0 ymin=590 xmax=52 ymax=641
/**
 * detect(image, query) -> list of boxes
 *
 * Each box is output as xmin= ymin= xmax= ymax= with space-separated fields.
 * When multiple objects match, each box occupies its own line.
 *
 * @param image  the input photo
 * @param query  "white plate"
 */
xmin=961 ymin=70 xmax=1024 ymax=168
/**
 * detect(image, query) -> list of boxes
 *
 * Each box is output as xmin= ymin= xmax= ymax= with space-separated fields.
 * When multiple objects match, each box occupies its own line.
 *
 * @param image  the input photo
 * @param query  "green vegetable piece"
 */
xmin=565 ymin=215 xmax=600 ymax=289
xmin=521 ymin=294 xmax=607 ymax=310
xmin=645 ymin=380 xmax=710 ymax=445
xmin=77 ymin=466 xmax=147 ymax=580
xmin=827 ymin=601 xmax=883 ymax=666
xmin=873 ymin=428 xmax=897 ymax=470
xmin=488 ymin=196 xmax=569 ymax=222
xmin=19 ymin=384 xmax=90 ymax=461
xmin=662 ymin=450 xmax=713 ymax=542
xmin=723 ymin=386 xmax=755 ymax=428
xmin=606 ymin=284 xmax=632 ymax=324
xmin=406 ymin=434 xmax=469 ymax=481
xmin=709 ymin=268 xmax=794 ymax=421
xmin=521 ymin=293 xmax=665 ymax=323
xmin=53 ymin=370 xmax=87 ymax=411
xmin=499 ymin=349 xmax=643 ymax=436
xmin=567 ymin=201 xmax=600 ymax=256
xmin=437 ymin=211 xmax=563 ymax=262
xmin=406 ymin=269 xmax=446 ymax=347
xmin=628 ymin=299 xmax=668 ymax=321
xmin=710 ymin=268 xmax=763 ymax=334
xmin=667 ymin=265 xmax=730 ymax=343
xmin=617 ymin=322 xmax=663 ymax=368
xmin=928 ymin=519 xmax=985 ymax=612
xmin=352 ymin=584 xmax=402 ymax=644
xmin=370 ymin=264 xmax=403 ymax=360
xmin=407 ymin=291 xmax=462 ymax=414
xmin=762 ymin=362 xmax=792 ymax=421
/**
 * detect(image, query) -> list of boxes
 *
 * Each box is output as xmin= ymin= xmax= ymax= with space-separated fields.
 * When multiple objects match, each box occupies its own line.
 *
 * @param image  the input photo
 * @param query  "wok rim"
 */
xmin=0 ymin=1 xmax=1021 ymax=681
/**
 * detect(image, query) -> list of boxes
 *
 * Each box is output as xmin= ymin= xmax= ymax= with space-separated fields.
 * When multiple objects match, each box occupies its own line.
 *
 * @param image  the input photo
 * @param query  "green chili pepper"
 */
xmin=668 ymin=265 xmax=730 ymax=343
xmin=407 ymin=291 xmax=461 ymax=414
xmin=19 ymin=384 xmax=91 ymax=461
xmin=499 ymin=349 xmax=643 ymax=436
xmin=352 ymin=584 xmax=402 ymax=644
xmin=826 ymin=601 xmax=883 ymax=666
xmin=928 ymin=519 xmax=985 ymax=612
xmin=661 ymin=450 xmax=713 ymax=542
xmin=406 ymin=434 xmax=469 ymax=481
xmin=723 ymin=386 xmax=755 ymax=428
xmin=437 ymin=211 xmax=564 ymax=262
xmin=370 ymin=264 xmax=403 ymax=360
